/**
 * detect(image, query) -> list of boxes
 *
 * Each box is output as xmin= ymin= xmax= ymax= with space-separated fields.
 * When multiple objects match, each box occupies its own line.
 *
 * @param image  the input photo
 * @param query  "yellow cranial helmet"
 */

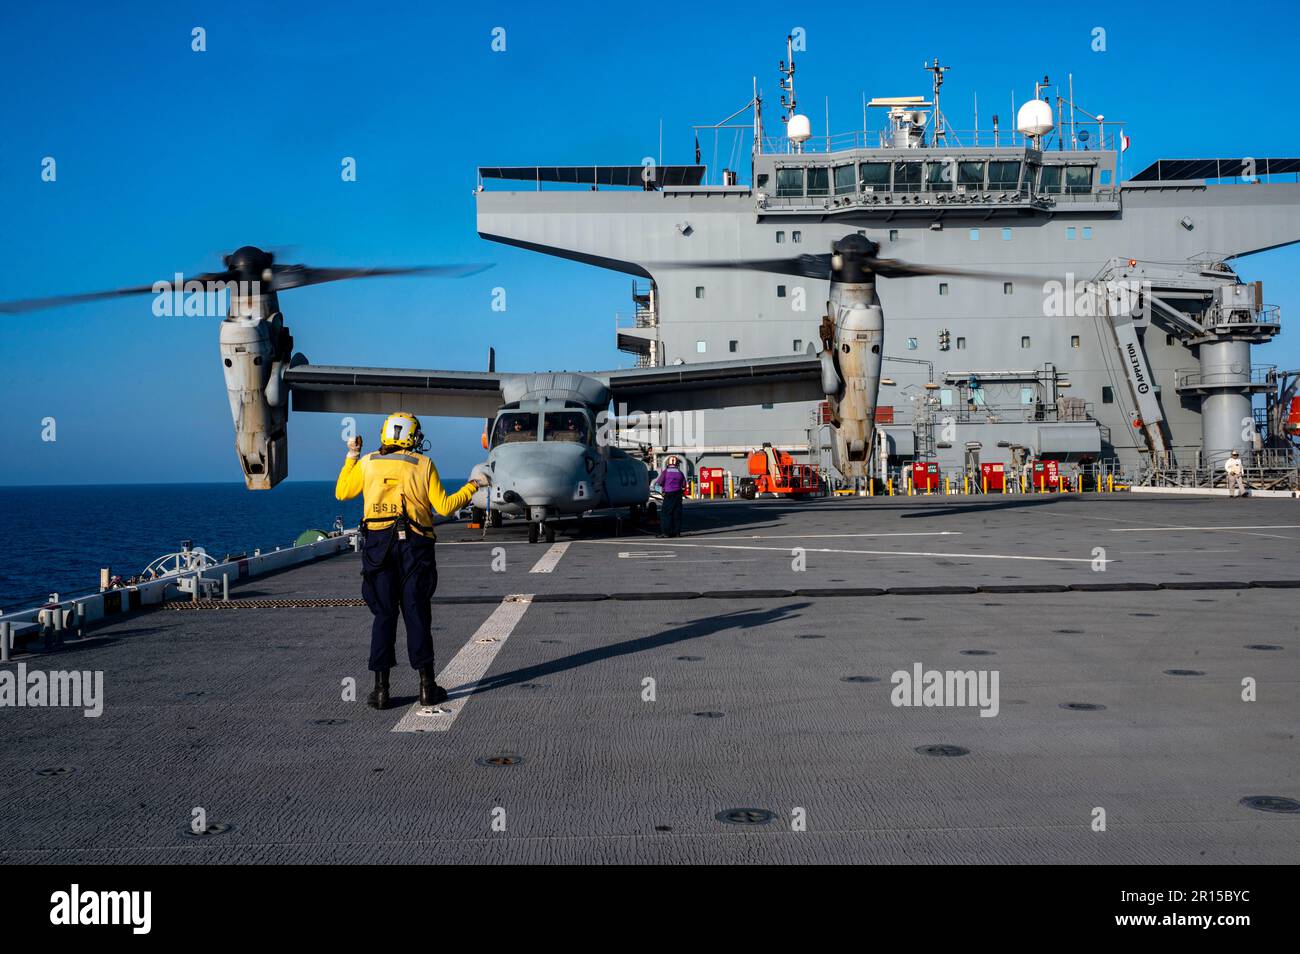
xmin=380 ymin=412 xmax=422 ymax=449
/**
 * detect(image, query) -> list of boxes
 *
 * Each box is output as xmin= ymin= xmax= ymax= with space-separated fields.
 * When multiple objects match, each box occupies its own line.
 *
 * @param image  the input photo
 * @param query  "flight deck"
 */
xmin=2 ymin=493 xmax=1297 ymax=864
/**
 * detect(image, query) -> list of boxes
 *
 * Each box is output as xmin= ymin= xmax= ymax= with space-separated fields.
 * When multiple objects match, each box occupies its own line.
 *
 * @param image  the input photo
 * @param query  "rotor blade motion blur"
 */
xmin=269 ymin=262 xmax=493 ymax=291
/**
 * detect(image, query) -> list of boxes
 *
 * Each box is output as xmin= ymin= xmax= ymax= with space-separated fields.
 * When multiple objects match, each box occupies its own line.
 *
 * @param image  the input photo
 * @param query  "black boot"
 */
xmin=367 ymin=670 xmax=390 ymax=710
xmin=419 ymin=663 xmax=448 ymax=706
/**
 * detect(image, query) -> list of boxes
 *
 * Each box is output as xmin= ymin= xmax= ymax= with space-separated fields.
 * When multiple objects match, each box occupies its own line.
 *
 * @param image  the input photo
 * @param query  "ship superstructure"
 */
xmin=476 ymin=45 xmax=1300 ymax=485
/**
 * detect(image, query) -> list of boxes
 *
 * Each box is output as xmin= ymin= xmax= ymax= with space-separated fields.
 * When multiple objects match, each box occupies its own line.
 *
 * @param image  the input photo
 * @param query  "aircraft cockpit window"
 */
xmin=491 ymin=413 xmax=539 ymax=447
xmin=543 ymin=411 xmax=590 ymax=443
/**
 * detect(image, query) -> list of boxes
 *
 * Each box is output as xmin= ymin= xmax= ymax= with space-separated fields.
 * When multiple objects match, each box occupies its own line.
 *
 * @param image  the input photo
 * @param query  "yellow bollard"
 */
xmin=982 ymin=476 xmax=988 ymax=495
xmin=1001 ymin=476 xmax=1007 ymax=494
xmin=945 ymin=477 xmax=951 ymax=496
xmin=887 ymin=478 xmax=894 ymax=496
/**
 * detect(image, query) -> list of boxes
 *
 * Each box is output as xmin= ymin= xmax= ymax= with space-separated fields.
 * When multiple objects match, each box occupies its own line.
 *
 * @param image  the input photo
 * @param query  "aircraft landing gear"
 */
xmin=544 ymin=523 xmax=556 ymax=544
xmin=528 ymin=521 xmax=540 ymax=544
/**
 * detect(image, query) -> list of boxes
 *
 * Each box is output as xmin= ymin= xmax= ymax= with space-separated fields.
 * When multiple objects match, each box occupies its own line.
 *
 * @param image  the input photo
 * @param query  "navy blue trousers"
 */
xmin=661 ymin=491 xmax=684 ymax=537
xmin=361 ymin=527 xmax=438 ymax=671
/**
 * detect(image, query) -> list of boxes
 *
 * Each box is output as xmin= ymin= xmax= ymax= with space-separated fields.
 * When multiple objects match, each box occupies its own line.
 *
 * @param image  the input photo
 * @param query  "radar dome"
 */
xmin=1016 ymin=99 xmax=1054 ymax=137
xmin=787 ymin=114 xmax=812 ymax=143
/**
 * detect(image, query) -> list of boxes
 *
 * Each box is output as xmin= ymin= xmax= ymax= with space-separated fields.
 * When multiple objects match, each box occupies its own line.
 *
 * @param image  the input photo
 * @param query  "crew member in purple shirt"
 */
xmin=654 ymin=455 xmax=686 ymax=538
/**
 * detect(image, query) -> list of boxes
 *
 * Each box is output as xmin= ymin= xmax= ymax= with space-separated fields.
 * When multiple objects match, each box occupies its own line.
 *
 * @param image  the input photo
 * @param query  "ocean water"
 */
xmin=0 ymin=482 xmax=384 ymax=611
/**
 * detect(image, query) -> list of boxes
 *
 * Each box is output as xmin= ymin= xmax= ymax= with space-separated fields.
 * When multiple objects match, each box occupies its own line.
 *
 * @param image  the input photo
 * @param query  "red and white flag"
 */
xmin=1120 ymin=131 xmax=1130 ymax=152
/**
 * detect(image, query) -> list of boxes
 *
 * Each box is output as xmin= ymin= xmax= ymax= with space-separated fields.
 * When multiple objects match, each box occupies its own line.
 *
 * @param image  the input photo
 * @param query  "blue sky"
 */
xmin=3 ymin=0 xmax=1299 ymax=485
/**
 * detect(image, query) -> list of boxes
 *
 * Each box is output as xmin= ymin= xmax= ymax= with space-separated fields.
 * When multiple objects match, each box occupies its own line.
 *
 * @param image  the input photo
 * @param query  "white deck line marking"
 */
xmin=1108 ymin=525 xmax=1300 ymax=532
xmin=699 ymin=531 xmax=962 ymax=540
xmin=391 ymin=594 xmax=533 ymax=734
xmin=1027 ymin=509 xmax=1300 ymax=541
xmin=588 ymin=539 xmax=1101 ymax=564
xmin=528 ymin=542 xmax=570 ymax=573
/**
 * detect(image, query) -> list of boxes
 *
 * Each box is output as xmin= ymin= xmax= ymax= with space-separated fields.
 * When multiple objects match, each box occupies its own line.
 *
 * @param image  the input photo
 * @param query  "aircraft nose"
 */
xmin=494 ymin=444 xmax=586 ymax=506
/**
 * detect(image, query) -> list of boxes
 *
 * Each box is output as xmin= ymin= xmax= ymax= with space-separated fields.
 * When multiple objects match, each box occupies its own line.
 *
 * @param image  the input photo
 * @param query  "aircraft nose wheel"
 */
xmin=528 ymin=522 xmax=540 ymax=544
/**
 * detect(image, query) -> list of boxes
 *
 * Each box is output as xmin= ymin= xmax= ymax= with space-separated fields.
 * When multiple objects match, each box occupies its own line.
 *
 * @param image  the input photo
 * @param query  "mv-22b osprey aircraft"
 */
xmin=3 ymin=238 xmax=1013 ymax=542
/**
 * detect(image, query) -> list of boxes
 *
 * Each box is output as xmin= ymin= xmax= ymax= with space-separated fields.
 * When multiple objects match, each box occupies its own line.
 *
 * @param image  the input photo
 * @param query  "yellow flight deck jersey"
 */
xmin=335 ymin=450 xmax=476 ymax=538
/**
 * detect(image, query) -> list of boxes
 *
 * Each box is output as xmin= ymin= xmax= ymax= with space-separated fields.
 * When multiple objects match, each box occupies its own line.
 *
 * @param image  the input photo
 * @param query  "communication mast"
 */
xmin=779 ymin=34 xmax=797 ymax=121
xmin=923 ymin=58 xmax=951 ymax=143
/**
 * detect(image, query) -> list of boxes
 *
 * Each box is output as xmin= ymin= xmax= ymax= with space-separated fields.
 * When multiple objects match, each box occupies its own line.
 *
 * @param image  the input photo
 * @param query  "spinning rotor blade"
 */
xmin=269 ymin=262 xmax=493 ymax=291
xmin=656 ymin=247 xmax=1034 ymax=284
xmin=868 ymin=257 xmax=1037 ymax=281
xmin=0 ymin=246 xmax=494 ymax=314
xmin=0 ymin=274 xmax=233 ymax=314
xmin=0 ymin=284 xmax=160 ymax=315
xmin=667 ymin=254 xmax=833 ymax=280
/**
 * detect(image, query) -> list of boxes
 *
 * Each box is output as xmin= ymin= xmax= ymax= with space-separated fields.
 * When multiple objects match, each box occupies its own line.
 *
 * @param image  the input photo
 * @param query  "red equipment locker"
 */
xmin=912 ymin=461 xmax=940 ymax=491
xmin=980 ymin=462 xmax=1005 ymax=491
xmin=698 ymin=467 xmax=726 ymax=496
xmin=1031 ymin=460 xmax=1060 ymax=490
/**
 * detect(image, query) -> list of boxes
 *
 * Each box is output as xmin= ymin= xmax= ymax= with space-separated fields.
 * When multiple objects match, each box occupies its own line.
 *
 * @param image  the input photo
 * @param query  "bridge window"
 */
xmin=1071 ymin=335 xmax=1081 ymax=348
xmin=988 ymin=160 xmax=1021 ymax=190
xmin=696 ymin=340 xmax=707 ymax=353
xmin=777 ymin=284 xmax=787 ymax=297
xmin=1039 ymin=165 xmax=1062 ymax=194
xmin=969 ymin=229 xmax=980 ymax=240
xmin=939 ymin=282 xmax=949 ymax=295
xmin=793 ymin=339 xmax=803 ymax=351
xmin=925 ymin=161 xmax=954 ymax=192
xmin=833 ymin=164 xmax=857 ymax=195
xmin=1066 ymin=227 xmax=1077 ymax=240
xmin=958 ymin=161 xmax=986 ymax=189
xmin=1021 ymin=336 xmax=1031 ymax=349
xmin=806 ymin=168 xmax=829 ymax=197
xmin=775 ymin=231 xmax=785 ymax=243
xmin=907 ymin=337 xmax=918 ymax=350
xmin=889 ymin=229 xmax=899 ymax=241
xmin=775 ymin=168 xmax=804 ymax=197
xmin=1020 ymin=387 xmax=1035 ymax=405
xmin=956 ymin=336 xmax=967 ymax=349
xmin=1003 ymin=282 xmax=1013 ymax=295
xmin=1082 ymin=226 xmax=1093 ymax=239
xmin=792 ymin=230 xmax=802 ymax=242
xmin=490 ymin=412 xmax=539 ymax=447
xmin=860 ymin=161 xmax=891 ymax=191
xmin=894 ymin=161 xmax=922 ymax=192
xmin=1001 ymin=227 xmax=1012 ymax=240
xmin=729 ymin=339 xmax=738 ymax=352
xmin=1064 ymin=165 xmax=1093 ymax=194
xmin=695 ymin=285 xmax=705 ymax=298
xmin=1102 ymin=386 xmax=1114 ymax=404
xmin=543 ymin=411 xmax=591 ymax=444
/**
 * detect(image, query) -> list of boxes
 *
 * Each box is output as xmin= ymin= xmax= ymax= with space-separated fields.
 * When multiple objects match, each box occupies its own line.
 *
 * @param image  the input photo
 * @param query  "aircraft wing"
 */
xmin=599 ymin=353 xmax=825 ymax=413
xmin=285 ymin=363 xmax=505 ymax=418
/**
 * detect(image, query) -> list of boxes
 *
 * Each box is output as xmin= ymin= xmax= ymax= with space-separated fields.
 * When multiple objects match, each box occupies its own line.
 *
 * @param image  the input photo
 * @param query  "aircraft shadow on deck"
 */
xmin=450 ymin=602 xmax=810 ymax=698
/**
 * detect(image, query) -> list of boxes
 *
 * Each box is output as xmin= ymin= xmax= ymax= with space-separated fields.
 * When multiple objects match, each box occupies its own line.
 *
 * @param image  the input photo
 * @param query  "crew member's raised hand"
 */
xmin=348 ymin=436 xmax=363 ymax=457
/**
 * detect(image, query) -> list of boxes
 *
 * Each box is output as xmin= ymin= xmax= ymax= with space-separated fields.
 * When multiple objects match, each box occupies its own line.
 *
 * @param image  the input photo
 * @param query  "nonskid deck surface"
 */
xmin=2 ymin=494 xmax=1297 ymax=863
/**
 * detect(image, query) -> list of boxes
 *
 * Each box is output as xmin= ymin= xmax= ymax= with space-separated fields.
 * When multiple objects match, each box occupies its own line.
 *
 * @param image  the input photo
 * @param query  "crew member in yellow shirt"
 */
xmin=335 ymin=412 xmax=489 ymax=710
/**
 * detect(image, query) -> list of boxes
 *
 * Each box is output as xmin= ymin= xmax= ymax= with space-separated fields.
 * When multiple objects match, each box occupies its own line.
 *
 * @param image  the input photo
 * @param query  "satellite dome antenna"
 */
xmin=1016 ymin=75 xmax=1055 ymax=149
